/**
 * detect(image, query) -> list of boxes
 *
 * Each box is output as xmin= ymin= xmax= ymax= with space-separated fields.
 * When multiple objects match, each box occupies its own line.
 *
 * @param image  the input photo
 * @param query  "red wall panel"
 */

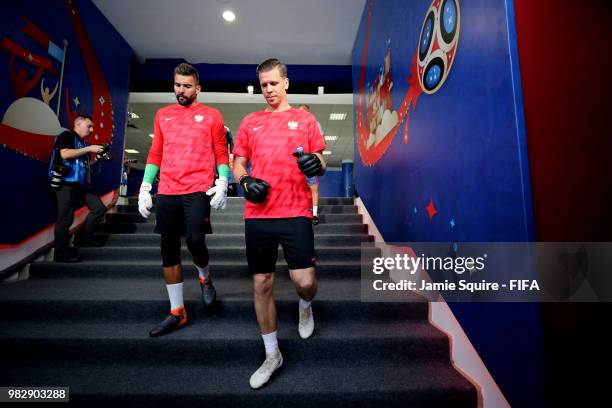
xmin=514 ymin=0 xmax=612 ymax=241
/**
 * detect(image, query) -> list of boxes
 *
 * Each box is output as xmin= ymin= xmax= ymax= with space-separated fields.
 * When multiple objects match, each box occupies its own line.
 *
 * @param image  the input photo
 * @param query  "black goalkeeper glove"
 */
xmin=239 ymin=175 xmax=271 ymax=204
xmin=292 ymin=151 xmax=323 ymax=177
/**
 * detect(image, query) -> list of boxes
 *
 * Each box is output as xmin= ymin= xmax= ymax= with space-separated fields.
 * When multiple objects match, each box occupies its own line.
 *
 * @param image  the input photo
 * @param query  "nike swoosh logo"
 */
xmin=253 ymin=125 xmax=264 ymax=131
xmin=164 ymin=117 xmax=175 ymax=121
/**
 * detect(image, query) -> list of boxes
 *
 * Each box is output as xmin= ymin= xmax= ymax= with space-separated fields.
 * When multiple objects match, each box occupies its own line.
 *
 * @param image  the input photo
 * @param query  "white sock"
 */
xmin=299 ymin=297 xmax=312 ymax=311
xmin=261 ymin=331 xmax=279 ymax=356
xmin=166 ymin=282 xmax=184 ymax=310
xmin=312 ymin=206 xmax=318 ymax=217
xmin=196 ymin=264 xmax=210 ymax=281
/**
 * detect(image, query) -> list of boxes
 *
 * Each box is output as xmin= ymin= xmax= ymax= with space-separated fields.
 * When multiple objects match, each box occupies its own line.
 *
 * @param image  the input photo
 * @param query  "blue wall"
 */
xmin=317 ymin=170 xmax=344 ymax=197
xmin=0 ymin=0 xmax=131 ymax=244
xmin=352 ymin=0 xmax=541 ymax=406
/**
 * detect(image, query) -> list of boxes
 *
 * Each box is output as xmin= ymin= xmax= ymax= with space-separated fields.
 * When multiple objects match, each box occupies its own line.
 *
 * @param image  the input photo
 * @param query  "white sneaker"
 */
xmin=298 ymin=305 xmax=314 ymax=339
xmin=249 ymin=349 xmax=283 ymax=389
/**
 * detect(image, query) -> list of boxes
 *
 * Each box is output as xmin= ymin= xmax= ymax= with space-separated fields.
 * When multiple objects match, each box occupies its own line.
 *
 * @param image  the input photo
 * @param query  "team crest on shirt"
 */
xmin=288 ymin=121 xmax=298 ymax=130
xmin=194 ymin=115 xmax=204 ymax=123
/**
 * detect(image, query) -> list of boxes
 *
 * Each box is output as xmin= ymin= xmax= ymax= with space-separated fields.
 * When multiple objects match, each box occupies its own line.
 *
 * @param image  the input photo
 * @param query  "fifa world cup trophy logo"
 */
xmin=356 ymin=0 xmax=461 ymax=165
xmin=417 ymin=0 xmax=460 ymax=94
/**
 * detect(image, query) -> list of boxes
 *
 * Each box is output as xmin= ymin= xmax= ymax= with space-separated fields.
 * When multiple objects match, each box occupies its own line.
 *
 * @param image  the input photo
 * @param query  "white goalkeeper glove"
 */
xmin=206 ymin=176 xmax=228 ymax=210
xmin=138 ymin=182 xmax=153 ymax=218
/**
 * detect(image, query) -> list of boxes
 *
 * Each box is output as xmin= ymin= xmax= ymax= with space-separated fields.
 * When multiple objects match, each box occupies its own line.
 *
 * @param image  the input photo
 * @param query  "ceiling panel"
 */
xmin=92 ymin=0 xmax=366 ymax=65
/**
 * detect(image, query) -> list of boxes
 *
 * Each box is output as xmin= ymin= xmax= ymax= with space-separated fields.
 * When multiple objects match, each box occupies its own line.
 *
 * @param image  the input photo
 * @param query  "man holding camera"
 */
xmin=51 ymin=115 xmax=107 ymax=262
xmin=233 ymin=58 xmax=326 ymax=389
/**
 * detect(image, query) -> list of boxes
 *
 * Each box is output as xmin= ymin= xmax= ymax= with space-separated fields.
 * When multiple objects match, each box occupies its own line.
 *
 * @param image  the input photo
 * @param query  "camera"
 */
xmin=96 ymin=144 xmax=113 ymax=161
xmin=50 ymin=164 xmax=68 ymax=191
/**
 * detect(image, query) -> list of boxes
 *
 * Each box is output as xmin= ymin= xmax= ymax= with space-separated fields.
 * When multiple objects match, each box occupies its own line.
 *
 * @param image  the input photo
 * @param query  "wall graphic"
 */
xmin=352 ymin=1 xmax=541 ymax=406
xmin=352 ymin=0 xmax=534 ymax=243
xmin=357 ymin=0 xmax=460 ymax=166
xmin=0 ymin=0 xmax=131 ymax=244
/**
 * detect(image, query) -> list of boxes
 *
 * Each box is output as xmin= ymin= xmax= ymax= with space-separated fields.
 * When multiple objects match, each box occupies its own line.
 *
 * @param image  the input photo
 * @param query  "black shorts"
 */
xmin=155 ymin=192 xmax=212 ymax=236
xmin=245 ymin=217 xmax=316 ymax=274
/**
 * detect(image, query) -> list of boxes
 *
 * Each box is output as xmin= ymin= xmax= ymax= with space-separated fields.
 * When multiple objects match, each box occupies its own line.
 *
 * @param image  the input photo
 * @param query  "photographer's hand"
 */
xmin=89 ymin=145 xmax=105 ymax=154
xmin=60 ymin=144 xmax=103 ymax=160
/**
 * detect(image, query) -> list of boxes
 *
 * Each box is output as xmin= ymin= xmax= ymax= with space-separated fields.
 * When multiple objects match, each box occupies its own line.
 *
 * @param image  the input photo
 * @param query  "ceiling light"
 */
xmin=222 ymin=10 xmax=236 ymax=22
xmin=324 ymin=135 xmax=338 ymax=141
xmin=329 ymin=113 xmax=347 ymax=121
xmin=125 ymin=149 xmax=140 ymax=154
xmin=323 ymin=150 xmax=332 ymax=155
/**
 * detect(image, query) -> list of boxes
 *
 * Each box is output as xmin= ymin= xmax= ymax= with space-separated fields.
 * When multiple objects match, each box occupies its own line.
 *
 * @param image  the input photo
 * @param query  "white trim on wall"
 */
xmin=0 ymin=190 xmax=117 ymax=273
xmin=354 ymin=197 xmax=510 ymax=408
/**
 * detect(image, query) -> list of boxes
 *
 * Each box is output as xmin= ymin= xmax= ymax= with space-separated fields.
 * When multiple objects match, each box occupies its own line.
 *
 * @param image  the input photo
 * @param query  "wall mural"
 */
xmin=0 ymin=0 xmax=130 ymax=245
xmin=0 ymin=0 xmax=115 ymax=162
xmin=352 ymin=0 xmax=533 ymax=243
xmin=357 ymin=0 xmax=460 ymax=166
xmin=352 ymin=1 xmax=541 ymax=405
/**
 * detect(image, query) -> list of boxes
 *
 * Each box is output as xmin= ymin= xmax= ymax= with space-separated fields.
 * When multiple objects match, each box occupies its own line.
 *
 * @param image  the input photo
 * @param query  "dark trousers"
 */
xmin=55 ymin=184 xmax=106 ymax=252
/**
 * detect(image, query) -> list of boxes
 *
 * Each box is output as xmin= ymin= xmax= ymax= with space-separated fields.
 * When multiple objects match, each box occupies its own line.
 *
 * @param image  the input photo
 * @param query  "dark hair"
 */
xmin=174 ymin=62 xmax=200 ymax=84
xmin=74 ymin=115 xmax=93 ymax=125
xmin=256 ymin=58 xmax=287 ymax=78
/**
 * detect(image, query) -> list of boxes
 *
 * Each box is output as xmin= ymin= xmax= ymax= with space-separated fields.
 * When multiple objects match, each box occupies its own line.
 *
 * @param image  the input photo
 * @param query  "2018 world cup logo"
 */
xmin=417 ymin=0 xmax=460 ymax=94
xmin=356 ymin=0 xmax=461 ymax=166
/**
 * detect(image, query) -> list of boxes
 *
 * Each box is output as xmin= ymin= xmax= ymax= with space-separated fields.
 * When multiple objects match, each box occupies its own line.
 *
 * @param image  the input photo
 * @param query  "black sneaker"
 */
xmin=149 ymin=308 xmax=188 ymax=337
xmin=312 ymin=216 xmax=319 ymax=225
xmin=54 ymin=249 xmax=81 ymax=263
xmin=200 ymin=278 xmax=217 ymax=308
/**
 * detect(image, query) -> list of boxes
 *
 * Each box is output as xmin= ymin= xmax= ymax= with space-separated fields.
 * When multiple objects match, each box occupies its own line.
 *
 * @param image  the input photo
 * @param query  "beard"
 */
xmin=176 ymin=93 xmax=195 ymax=106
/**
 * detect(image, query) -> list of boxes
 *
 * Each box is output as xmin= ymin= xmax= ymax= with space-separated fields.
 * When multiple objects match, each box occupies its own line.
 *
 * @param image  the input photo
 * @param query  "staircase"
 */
xmin=0 ymin=197 xmax=477 ymax=407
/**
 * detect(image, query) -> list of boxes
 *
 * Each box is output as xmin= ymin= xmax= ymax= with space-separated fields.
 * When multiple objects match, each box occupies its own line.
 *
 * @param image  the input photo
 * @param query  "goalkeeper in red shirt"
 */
xmin=138 ymin=63 xmax=230 ymax=337
xmin=233 ymin=58 xmax=326 ymax=389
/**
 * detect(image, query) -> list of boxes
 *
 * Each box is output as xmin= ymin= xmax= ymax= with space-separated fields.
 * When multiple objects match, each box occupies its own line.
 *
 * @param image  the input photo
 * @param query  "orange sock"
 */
xmin=196 ymin=265 xmax=210 ymax=283
xmin=170 ymin=306 xmax=187 ymax=325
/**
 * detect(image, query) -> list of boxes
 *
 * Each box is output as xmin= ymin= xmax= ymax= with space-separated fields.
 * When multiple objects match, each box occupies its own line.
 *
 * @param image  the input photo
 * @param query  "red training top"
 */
xmin=146 ymin=103 xmax=229 ymax=195
xmin=233 ymin=107 xmax=326 ymax=219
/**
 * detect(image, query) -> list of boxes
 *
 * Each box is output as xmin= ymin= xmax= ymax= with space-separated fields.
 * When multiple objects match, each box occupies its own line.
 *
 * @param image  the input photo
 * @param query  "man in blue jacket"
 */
xmin=50 ymin=115 xmax=106 ymax=262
